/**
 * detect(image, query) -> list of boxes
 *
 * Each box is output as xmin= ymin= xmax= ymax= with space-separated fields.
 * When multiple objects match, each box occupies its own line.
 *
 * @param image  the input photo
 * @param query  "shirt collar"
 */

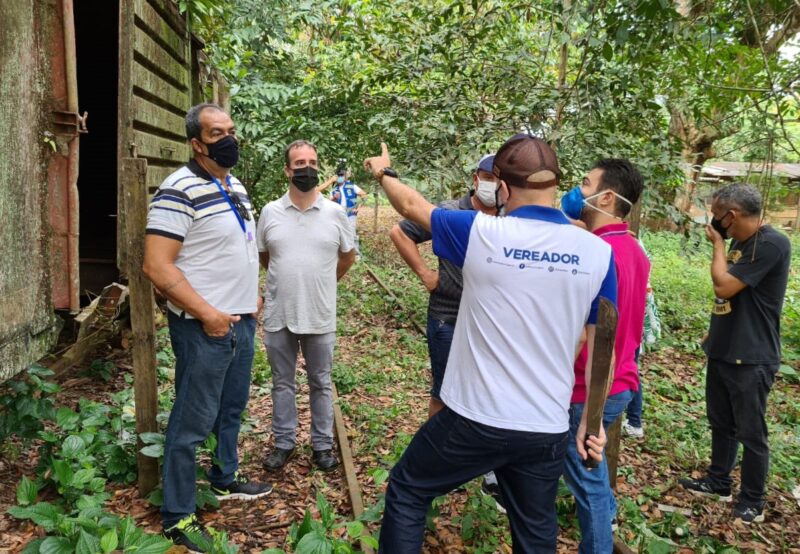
xmin=505 ymin=205 xmax=571 ymax=225
xmin=187 ymin=158 xmax=213 ymax=181
xmin=593 ymin=222 xmax=630 ymax=237
xmin=280 ymin=191 xmax=324 ymax=212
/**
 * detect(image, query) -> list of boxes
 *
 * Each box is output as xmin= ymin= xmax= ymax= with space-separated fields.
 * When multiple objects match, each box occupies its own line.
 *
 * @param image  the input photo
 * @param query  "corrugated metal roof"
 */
xmin=701 ymin=161 xmax=800 ymax=180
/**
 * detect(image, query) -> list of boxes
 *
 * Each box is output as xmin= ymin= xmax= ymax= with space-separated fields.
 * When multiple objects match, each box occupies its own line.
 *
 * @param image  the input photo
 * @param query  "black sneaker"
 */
xmin=212 ymin=472 xmax=273 ymax=501
xmin=312 ymin=449 xmax=339 ymax=471
xmin=263 ymin=447 xmax=295 ymax=471
xmin=164 ymin=514 xmax=212 ymax=553
xmin=733 ymin=503 xmax=764 ymax=524
xmin=679 ymin=476 xmax=732 ymax=502
xmin=480 ymin=479 xmax=507 ymax=514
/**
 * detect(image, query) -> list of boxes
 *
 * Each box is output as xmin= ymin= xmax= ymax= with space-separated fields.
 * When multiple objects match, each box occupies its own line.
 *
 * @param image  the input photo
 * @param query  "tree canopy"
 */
xmin=185 ymin=0 xmax=800 ymax=218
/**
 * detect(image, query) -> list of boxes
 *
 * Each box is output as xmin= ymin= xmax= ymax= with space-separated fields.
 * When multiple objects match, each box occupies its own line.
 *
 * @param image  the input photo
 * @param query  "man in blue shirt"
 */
xmin=363 ymin=136 xmax=615 ymax=553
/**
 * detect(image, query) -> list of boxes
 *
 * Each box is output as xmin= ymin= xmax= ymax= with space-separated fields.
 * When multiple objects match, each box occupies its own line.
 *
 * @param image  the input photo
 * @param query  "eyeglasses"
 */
xmin=230 ymin=192 xmax=252 ymax=221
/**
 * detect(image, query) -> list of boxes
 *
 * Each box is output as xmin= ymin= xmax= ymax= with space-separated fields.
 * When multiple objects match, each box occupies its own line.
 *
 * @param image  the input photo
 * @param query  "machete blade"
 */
xmin=583 ymin=296 xmax=618 ymax=469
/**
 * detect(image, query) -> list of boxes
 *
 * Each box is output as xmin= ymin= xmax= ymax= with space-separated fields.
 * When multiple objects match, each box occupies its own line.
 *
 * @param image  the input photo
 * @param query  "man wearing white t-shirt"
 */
xmin=364 ymin=136 xmax=615 ymax=553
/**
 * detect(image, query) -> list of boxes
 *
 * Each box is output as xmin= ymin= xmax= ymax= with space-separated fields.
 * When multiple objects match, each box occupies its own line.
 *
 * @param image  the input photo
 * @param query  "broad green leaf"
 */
xmin=56 ymin=407 xmax=80 ymax=430
xmin=140 ymin=444 xmax=164 ymax=458
xmin=75 ymin=529 xmax=101 ymax=554
xmin=139 ymin=432 xmax=165 ymax=444
xmin=100 ymin=530 xmax=118 ymax=553
xmin=779 ymin=364 xmax=797 ymax=376
xmin=16 ymin=476 xmax=38 ymax=506
xmin=295 ymin=531 xmax=333 ymax=554
xmin=39 ymin=537 xmax=74 ymax=554
xmin=51 ymin=459 xmax=74 ymax=487
xmin=345 ymin=520 xmax=363 ymax=538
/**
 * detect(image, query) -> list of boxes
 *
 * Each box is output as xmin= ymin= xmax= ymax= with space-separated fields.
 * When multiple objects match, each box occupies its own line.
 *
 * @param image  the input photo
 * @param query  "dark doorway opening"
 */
xmin=75 ymin=0 xmax=119 ymax=303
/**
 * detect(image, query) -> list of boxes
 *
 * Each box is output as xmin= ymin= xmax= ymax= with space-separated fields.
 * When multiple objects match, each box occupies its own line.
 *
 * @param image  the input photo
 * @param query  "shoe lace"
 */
xmin=177 ymin=514 xmax=206 ymax=535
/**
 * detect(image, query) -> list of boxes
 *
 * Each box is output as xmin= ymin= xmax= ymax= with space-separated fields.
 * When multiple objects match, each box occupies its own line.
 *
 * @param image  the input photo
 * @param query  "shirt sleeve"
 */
xmin=588 ymin=252 xmax=618 ymax=325
xmin=256 ymin=205 xmax=269 ymax=252
xmin=727 ymin=240 xmax=782 ymax=289
xmin=398 ymin=218 xmax=432 ymax=244
xmin=431 ymin=208 xmax=478 ymax=268
xmin=337 ymin=207 xmax=356 ymax=253
xmin=145 ymin=186 xmax=195 ymax=242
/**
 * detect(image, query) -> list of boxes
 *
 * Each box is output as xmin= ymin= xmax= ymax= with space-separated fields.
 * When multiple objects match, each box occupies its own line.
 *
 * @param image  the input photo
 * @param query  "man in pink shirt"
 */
xmin=560 ymin=159 xmax=650 ymax=553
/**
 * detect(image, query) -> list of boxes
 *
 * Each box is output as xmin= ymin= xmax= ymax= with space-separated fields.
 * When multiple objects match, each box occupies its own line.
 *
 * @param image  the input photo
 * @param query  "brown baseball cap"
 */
xmin=492 ymin=134 xmax=560 ymax=189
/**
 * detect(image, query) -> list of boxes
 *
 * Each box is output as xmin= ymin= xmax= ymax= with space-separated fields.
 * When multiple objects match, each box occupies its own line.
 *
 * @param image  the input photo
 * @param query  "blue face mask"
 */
xmin=560 ymin=186 xmax=585 ymax=220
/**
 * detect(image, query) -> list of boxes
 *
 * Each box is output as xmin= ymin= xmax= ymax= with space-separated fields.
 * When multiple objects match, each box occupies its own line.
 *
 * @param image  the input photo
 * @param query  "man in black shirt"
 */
xmin=680 ymin=183 xmax=791 ymax=524
xmin=388 ymin=154 xmax=500 ymax=418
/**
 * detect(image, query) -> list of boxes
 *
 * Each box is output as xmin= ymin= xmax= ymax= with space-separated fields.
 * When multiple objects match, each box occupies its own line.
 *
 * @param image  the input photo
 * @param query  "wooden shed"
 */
xmin=0 ymin=0 xmax=223 ymax=381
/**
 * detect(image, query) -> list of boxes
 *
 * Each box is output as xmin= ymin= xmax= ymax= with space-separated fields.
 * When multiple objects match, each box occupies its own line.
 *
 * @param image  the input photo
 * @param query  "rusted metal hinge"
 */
xmin=51 ymin=110 xmax=89 ymax=136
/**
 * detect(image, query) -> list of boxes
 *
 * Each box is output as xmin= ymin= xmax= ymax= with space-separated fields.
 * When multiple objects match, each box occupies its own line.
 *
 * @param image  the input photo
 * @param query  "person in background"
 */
xmin=258 ymin=140 xmax=356 ymax=473
xmin=680 ymin=183 xmax=791 ymax=524
xmin=560 ymin=159 xmax=650 ymax=553
xmin=330 ymin=164 xmax=367 ymax=257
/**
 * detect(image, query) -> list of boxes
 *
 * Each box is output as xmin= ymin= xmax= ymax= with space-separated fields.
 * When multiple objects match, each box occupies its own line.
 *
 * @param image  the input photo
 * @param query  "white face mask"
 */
xmin=476 ymin=180 xmax=498 ymax=207
xmin=583 ymin=190 xmax=632 ymax=219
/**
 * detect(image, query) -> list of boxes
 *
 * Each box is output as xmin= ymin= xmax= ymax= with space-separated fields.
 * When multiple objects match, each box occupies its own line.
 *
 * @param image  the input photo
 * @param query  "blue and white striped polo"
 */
xmin=145 ymin=160 xmax=259 ymax=316
xmin=432 ymin=205 xmax=617 ymax=433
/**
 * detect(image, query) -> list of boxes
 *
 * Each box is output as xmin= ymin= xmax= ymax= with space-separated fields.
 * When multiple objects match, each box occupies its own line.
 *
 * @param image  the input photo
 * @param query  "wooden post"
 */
xmin=628 ymin=199 xmax=642 ymax=237
xmin=332 ymin=386 xmax=374 ymax=554
xmin=122 ymin=158 xmax=160 ymax=496
xmin=606 ymin=416 xmax=623 ymax=490
xmin=794 ymin=194 xmax=799 ymax=233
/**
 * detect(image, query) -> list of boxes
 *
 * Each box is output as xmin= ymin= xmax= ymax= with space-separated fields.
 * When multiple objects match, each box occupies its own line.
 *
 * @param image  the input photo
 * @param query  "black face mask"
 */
xmin=201 ymin=135 xmax=239 ymax=169
xmin=291 ymin=166 xmax=319 ymax=192
xmin=711 ymin=211 xmax=732 ymax=239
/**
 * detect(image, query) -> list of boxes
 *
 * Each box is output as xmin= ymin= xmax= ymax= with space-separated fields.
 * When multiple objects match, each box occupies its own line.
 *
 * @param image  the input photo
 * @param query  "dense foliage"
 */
xmin=181 ymin=0 xmax=800 ymax=219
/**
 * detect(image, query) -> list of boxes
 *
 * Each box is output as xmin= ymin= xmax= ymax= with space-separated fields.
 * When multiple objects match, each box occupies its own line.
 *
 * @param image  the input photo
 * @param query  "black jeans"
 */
xmin=379 ymin=407 xmax=568 ymax=553
xmin=705 ymin=358 xmax=778 ymax=507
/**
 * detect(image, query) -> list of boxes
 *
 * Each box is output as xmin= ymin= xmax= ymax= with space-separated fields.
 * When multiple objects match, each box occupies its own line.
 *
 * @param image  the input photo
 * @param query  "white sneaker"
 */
xmin=622 ymin=421 xmax=644 ymax=438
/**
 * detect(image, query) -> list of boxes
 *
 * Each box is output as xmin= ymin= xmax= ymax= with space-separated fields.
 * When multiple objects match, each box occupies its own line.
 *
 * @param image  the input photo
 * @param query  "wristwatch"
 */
xmin=379 ymin=167 xmax=398 ymax=181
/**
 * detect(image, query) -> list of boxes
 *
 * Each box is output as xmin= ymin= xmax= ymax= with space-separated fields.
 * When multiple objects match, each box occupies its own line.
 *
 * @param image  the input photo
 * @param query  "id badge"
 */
xmin=245 ymin=230 xmax=257 ymax=263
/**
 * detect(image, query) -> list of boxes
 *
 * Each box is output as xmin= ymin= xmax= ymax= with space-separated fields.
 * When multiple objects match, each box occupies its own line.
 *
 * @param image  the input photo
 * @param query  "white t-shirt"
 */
xmin=145 ymin=161 xmax=259 ymax=316
xmin=257 ymin=192 xmax=355 ymax=334
xmin=432 ymin=206 xmax=617 ymax=433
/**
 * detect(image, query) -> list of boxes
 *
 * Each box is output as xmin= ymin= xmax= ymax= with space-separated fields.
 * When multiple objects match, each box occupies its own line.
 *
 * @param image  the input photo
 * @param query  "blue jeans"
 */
xmin=426 ymin=315 xmax=455 ymax=400
xmin=380 ymin=407 xmax=568 ymax=553
xmin=563 ymin=390 xmax=633 ymax=554
xmin=626 ymin=385 xmax=643 ymax=427
xmin=161 ymin=312 xmax=256 ymax=527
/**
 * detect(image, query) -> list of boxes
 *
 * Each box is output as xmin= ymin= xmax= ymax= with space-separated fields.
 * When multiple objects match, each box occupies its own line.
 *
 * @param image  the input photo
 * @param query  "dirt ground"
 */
xmin=1 ymin=205 xmax=798 ymax=553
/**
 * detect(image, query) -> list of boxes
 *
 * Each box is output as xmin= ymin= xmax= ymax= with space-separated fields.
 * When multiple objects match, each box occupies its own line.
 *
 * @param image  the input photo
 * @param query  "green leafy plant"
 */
xmin=0 ymin=364 xmax=60 ymax=449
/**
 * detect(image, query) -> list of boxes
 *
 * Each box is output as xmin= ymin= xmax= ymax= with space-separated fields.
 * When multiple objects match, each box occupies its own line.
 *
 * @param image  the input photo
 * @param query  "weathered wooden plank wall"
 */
xmin=118 ymin=0 xmax=193 ymax=270
xmin=0 ymin=0 xmax=62 ymax=380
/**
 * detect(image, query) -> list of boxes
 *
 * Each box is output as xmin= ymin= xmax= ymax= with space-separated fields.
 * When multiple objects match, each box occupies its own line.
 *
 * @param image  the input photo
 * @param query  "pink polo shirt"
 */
xmin=572 ymin=222 xmax=650 ymax=404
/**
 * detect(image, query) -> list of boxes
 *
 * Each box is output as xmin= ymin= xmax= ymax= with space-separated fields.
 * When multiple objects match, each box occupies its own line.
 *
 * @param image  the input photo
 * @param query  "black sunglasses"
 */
xmin=230 ymin=193 xmax=252 ymax=221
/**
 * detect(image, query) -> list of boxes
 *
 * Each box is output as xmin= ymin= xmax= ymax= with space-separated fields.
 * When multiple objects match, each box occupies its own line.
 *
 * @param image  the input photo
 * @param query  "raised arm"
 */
xmin=364 ymin=143 xmax=435 ymax=231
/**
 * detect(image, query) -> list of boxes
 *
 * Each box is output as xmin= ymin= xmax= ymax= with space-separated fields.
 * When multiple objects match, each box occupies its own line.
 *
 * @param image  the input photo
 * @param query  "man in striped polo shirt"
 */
xmin=144 ymin=103 xmax=271 ymax=552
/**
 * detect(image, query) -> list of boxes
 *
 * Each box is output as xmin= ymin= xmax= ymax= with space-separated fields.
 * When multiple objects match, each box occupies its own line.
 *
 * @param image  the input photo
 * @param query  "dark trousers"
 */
xmin=161 ymin=312 xmax=256 ymax=527
xmin=706 ymin=358 xmax=778 ymax=507
xmin=379 ymin=407 xmax=568 ymax=553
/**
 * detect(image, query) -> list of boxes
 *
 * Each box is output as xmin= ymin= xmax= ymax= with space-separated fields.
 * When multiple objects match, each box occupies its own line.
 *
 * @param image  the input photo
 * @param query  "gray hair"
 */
xmin=284 ymin=139 xmax=318 ymax=166
xmin=712 ymin=183 xmax=762 ymax=216
xmin=185 ymin=103 xmax=224 ymax=140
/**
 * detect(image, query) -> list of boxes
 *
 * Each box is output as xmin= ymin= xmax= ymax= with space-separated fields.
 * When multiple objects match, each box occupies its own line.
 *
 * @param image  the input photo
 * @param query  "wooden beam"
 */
xmin=121 ymin=158 xmax=160 ymax=496
xmin=606 ymin=415 xmax=623 ymax=490
xmin=332 ymin=386 xmax=374 ymax=554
